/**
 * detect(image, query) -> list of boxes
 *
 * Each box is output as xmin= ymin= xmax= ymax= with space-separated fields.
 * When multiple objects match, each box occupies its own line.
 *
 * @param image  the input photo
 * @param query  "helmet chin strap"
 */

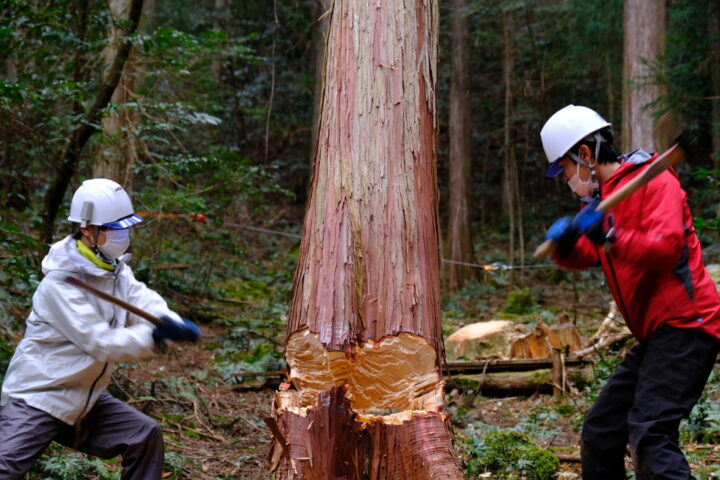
xmin=83 ymin=226 xmax=116 ymax=265
xmin=567 ymin=131 xmax=604 ymax=197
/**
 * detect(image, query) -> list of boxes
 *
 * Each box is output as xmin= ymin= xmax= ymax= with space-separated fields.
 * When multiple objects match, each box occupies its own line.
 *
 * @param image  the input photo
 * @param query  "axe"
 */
xmin=533 ymin=114 xmax=690 ymax=259
xmin=64 ymin=276 xmax=163 ymax=326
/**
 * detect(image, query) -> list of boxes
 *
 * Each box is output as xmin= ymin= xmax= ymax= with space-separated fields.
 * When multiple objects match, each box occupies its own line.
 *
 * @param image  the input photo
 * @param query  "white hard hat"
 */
xmin=540 ymin=105 xmax=611 ymax=177
xmin=68 ymin=178 xmax=143 ymax=228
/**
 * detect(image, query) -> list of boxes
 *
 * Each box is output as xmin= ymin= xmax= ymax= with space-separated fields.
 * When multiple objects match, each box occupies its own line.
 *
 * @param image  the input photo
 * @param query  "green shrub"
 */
xmin=33 ymin=449 xmax=120 ymax=480
xmin=502 ymin=288 xmax=535 ymax=315
xmin=465 ymin=429 xmax=559 ymax=480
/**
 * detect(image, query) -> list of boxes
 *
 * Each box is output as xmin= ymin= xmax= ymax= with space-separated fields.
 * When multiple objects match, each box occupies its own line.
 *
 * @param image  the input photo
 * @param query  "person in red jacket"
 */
xmin=540 ymin=105 xmax=720 ymax=480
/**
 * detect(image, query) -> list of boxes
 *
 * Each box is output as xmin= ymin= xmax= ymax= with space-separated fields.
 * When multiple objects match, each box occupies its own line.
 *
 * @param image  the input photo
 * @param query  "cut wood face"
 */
xmin=279 ymin=329 xmax=444 ymax=417
xmin=445 ymin=320 xmax=519 ymax=360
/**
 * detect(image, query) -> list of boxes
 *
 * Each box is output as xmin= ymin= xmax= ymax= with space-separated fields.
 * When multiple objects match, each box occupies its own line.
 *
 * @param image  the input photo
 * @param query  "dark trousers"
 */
xmin=0 ymin=393 xmax=164 ymax=480
xmin=581 ymin=325 xmax=719 ymax=480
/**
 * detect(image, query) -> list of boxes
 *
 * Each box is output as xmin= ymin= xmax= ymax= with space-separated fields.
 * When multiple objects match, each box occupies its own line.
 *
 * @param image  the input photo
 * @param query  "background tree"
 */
xmin=446 ymin=0 xmax=475 ymax=290
xmin=41 ymin=0 xmax=145 ymax=244
xmin=266 ymin=0 xmax=463 ymax=478
xmin=94 ymin=0 xmax=156 ymax=188
xmin=621 ymin=0 xmax=665 ymax=152
xmin=501 ymin=8 xmax=523 ymax=288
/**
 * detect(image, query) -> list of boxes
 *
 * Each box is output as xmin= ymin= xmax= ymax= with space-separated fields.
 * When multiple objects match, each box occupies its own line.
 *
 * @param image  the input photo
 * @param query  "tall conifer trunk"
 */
xmin=622 ymin=0 xmax=665 ymax=152
xmin=446 ymin=0 xmax=474 ymax=290
xmin=266 ymin=1 xmax=462 ymax=478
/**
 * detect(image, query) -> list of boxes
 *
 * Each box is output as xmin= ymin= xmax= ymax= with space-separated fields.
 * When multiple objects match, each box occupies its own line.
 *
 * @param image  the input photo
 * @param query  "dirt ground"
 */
xmin=119 ymin=324 xmax=275 ymax=479
xmin=120 ymin=320 xmax=591 ymax=479
xmin=85 ymin=267 xmax=720 ymax=479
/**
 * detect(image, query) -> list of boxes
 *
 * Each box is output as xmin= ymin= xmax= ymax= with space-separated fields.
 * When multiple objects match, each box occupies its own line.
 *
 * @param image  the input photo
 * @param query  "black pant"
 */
xmin=0 ymin=393 xmax=164 ymax=480
xmin=581 ymin=325 xmax=719 ymax=480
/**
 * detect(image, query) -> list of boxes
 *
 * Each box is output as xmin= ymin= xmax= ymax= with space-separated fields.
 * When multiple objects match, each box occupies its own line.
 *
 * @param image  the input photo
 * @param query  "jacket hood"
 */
xmin=42 ymin=235 xmax=128 ymax=277
xmin=604 ymin=149 xmax=679 ymax=189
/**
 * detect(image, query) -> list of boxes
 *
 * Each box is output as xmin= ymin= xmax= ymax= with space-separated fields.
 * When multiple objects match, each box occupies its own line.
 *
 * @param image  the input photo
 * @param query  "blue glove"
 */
xmin=572 ymin=198 xmax=606 ymax=245
xmin=545 ymin=216 xmax=580 ymax=256
xmin=153 ymin=316 xmax=202 ymax=344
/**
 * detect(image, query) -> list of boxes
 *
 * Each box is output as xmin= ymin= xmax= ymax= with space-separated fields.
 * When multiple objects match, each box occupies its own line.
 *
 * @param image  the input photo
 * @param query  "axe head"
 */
xmin=653 ymin=111 xmax=697 ymax=161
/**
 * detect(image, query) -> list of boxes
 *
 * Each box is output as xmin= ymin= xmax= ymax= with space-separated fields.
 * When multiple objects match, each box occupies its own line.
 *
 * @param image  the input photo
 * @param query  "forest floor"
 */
xmin=119 ymin=263 xmax=720 ymax=480
xmin=10 ymin=217 xmax=720 ymax=479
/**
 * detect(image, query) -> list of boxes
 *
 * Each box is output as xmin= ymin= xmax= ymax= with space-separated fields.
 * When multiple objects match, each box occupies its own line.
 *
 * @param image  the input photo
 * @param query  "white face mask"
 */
xmin=567 ymin=162 xmax=597 ymax=197
xmin=97 ymin=228 xmax=130 ymax=260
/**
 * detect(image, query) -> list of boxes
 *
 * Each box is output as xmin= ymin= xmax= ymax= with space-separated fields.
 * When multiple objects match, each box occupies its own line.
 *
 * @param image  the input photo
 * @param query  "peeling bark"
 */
xmin=271 ymin=0 xmax=462 ymax=478
xmin=268 ymin=386 xmax=459 ymax=479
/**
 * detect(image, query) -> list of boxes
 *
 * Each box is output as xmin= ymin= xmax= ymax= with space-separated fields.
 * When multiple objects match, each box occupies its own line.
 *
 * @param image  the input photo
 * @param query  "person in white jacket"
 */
xmin=0 ymin=179 xmax=200 ymax=480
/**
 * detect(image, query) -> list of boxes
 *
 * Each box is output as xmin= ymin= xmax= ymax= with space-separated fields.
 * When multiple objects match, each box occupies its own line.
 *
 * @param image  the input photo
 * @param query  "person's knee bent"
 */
xmin=0 ymin=457 xmax=27 ymax=480
xmin=139 ymin=418 xmax=163 ymax=446
xmin=580 ymin=412 xmax=604 ymax=448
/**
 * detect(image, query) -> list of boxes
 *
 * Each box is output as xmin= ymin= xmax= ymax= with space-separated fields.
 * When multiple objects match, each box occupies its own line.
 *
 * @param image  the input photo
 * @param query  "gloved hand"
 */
xmin=545 ymin=216 xmax=580 ymax=257
xmin=545 ymin=199 xmax=606 ymax=256
xmin=572 ymin=198 xmax=606 ymax=245
xmin=152 ymin=316 xmax=201 ymax=344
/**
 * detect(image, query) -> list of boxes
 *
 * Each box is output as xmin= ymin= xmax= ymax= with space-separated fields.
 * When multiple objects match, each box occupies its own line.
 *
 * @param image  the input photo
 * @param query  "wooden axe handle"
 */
xmin=64 ymin=276 xmax=163 ymax=327
xmin=533 ymin=144 xmax=685 ymax=259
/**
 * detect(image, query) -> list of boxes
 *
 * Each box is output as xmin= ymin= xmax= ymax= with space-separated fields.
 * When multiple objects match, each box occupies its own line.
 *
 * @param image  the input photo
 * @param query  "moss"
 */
xmin=502 ymin=288 xmax=535 ymax=315
xmin=466 ymin=429 xmax=560 ymax=480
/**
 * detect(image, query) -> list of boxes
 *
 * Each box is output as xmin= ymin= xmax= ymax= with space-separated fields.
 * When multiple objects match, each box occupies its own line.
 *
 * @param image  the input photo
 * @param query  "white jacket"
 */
xmin=1 ymin=235 xmax=181 ymax=425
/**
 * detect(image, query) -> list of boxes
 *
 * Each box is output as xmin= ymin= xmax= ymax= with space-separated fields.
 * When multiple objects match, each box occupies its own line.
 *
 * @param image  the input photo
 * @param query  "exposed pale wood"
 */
xmin=281 ymin=331 xmax=443 ymax=413
xmin=510 ymin=321 xmax=582 ymax=359
xmin=583 ymin=302 xmax=619 ymax=347
xmin=445 ymin=320 xmax=519 ymax=360
xmin=572 ymin=332 xmax=633 ymax=358
xmin=549 ymin=338 xmax=564 ymax=396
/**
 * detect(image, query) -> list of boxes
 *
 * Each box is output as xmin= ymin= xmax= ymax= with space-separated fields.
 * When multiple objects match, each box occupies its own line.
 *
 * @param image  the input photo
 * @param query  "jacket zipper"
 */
xmin=78 ymin=271 xmax=118 ymax=420
xmin=80 ymin=362 xmax=108 ymax=418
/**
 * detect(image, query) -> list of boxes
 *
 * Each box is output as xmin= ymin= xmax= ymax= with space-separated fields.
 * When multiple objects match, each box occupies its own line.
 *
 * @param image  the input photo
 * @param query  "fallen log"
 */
xmin=230 ymin=358 xmax=594 ymax=382
xmin=446 ymin=370 xmax=554 ymax=397
xmin=443 ymin=358 xmax=591 ymax=376
xmin=555 ymin=452 xmax=582 ymax=463
xmin=445 ymin=366 xmax=592 ymax=397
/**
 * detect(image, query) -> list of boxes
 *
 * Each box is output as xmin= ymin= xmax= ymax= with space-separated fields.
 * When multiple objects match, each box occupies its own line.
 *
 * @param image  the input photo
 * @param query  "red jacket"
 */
xmin=554 ymin=150 xmax=720 ymax=342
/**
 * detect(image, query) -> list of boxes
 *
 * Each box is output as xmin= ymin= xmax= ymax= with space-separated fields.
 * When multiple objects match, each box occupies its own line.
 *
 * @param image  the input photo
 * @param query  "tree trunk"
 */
xmin=94 ymin=0 xmax=153 ymax=189
xmin=709 ymin=5 xmax=720 ymax=169
xmin=0 ymin=55 xmax=26 ymax=210
xmin=621 ymin=0 xmax=665 ymax=152
xmin=41 ymin=0 xmax=144 ymax=245
xmin=502 ymin=10 xmax=518 ymax=288
xmin=266 ymin=1 xmax=462 ymax=478
xmin=445 ymin=0 xmax=474 ymax=291
xmin=309 ymin=0 xmax=331 ymax=166
xmin=212 ymin=0 xmax=229 ymax=82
